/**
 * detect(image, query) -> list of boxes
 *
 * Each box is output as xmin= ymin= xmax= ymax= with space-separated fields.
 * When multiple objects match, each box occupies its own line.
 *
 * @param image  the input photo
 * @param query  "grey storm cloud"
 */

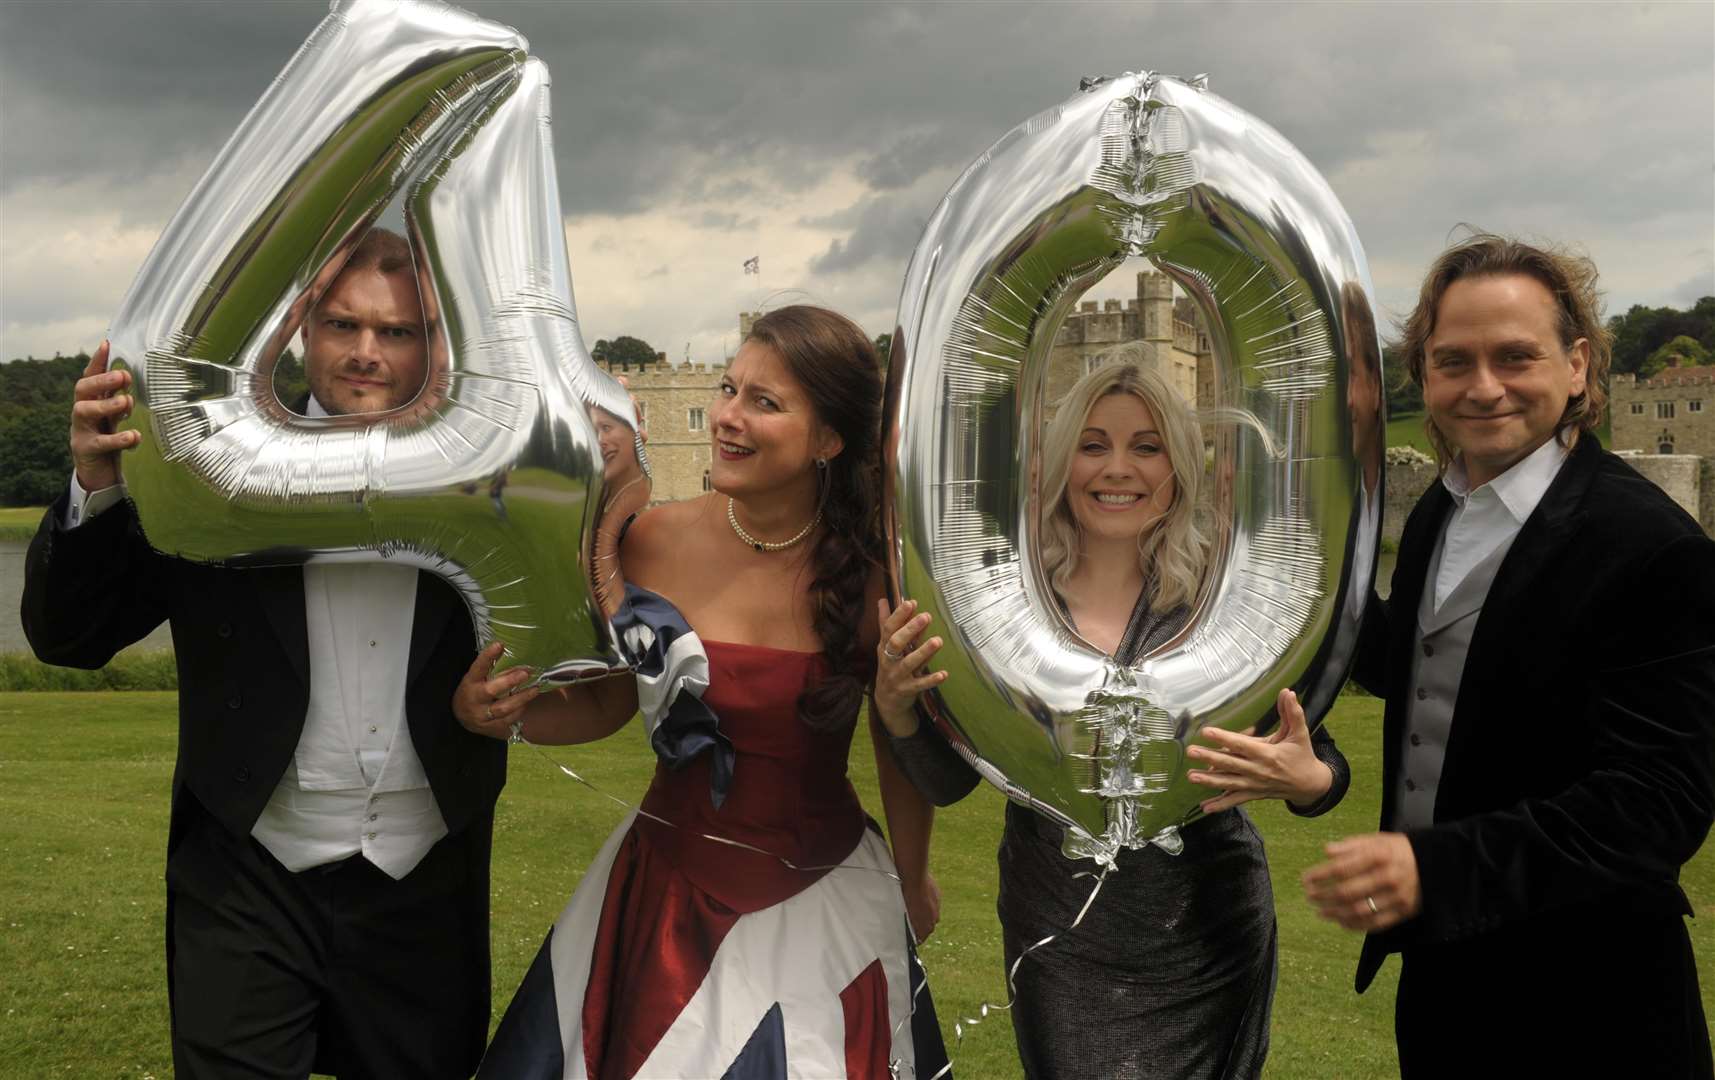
xmin=806 ymin=178 xmax=944 ymax=276
xmin=1 ymin=0 xmax=1710 ymax=360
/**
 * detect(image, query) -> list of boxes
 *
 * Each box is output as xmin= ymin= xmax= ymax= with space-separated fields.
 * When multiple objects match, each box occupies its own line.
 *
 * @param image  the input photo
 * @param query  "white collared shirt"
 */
xmin=66 ymin=396 xmax=447 ymax=879
xmin=1433 ymin=437 xmax=1569 ymax=612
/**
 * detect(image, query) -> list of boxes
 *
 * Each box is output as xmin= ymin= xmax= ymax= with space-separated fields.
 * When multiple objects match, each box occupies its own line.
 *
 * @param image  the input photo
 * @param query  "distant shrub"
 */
xmin=0 ymin=651 xmax=177 ymax=691
xmin=1385 ymin=445 xmax=1434 ymax=467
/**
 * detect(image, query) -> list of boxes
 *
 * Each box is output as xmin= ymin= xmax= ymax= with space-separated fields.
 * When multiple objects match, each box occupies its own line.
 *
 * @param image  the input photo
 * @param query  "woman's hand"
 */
xmin=1186 ymin=687 xmax=1332 ymax=813
xmin=453 ymin=641 xmax=542 ymax=740
xmin=872 ymin=598 xmax=947 ymax=737
xmin=901 ymin=869 xmax=942 ymax=945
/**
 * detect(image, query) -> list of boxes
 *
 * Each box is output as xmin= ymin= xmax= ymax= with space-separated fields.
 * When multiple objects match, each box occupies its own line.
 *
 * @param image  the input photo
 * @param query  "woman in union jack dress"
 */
xmin=456 ymin=306 xmax=950 ymax=1080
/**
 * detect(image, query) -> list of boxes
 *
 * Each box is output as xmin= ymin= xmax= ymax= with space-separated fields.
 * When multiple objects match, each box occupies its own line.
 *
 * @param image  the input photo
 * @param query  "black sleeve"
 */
xmin=1351 ymin=589 xmax=1390 ymax=698
xmin=20 ymin=493 xmax=170 ymax=669
xmin=1288 ymin=722 xmax=1352 ymax=818
xmin=883 ymin=714 xmax=982 ymax=807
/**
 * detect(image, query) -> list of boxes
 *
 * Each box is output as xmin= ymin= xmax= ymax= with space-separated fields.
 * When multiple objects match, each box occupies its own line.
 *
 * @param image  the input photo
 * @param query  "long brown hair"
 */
xmin=1398 ymin=230 xmax=1612 ymax=469
xmin=743 ymin=306 xmax=883 ymax=731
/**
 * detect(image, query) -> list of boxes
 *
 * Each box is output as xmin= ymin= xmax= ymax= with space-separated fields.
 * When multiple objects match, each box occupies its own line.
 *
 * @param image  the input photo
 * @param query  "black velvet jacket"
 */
xmin=1352 ymin=436 xmax=1715 ymax=994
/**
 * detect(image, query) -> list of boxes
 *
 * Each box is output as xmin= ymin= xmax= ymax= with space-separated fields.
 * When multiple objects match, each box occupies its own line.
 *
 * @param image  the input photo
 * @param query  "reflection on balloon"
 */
xmin=883 ymin=71 xmax=1385 ymax=863
xmin=104 ymin=0 xmax=645 ymax=684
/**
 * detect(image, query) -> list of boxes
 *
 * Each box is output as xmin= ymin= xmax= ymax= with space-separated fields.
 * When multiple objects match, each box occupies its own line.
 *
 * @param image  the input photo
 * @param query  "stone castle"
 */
xmin=600 ymin=271 xmax=1212 ymax=503
xmin=1610 ymin=359 xmax=1715 ymax=533
xmin=1041 ymin=271 xmax=1212 ymax=408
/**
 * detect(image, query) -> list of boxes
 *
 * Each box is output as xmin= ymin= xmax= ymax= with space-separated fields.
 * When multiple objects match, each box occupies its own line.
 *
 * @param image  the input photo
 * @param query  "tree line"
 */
xmin=3 ymin=296 xmax=1710 ymax=508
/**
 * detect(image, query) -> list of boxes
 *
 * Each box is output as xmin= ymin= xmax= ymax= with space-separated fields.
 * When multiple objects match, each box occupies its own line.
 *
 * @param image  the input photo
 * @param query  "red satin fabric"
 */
xmin=633 ymin=641 xmax=866 ymax=912
xmin=580 ymin=641 xmax=871 ymax=1077
xmin=839 ymin=958 xmax=890 ymax=1080
xmin=580 ymin=828 xmax=742 ymax=1080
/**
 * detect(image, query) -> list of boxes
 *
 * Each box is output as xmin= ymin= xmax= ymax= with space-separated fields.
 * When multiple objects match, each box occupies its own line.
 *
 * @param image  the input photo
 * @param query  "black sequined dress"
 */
xmin=889 ymin=595 xmax=1349 ymax=1079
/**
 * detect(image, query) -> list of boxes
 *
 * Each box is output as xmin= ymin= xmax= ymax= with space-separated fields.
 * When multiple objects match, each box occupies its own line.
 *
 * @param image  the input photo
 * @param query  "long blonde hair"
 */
xmin=1039 ymin=356 xmax=1209 ymax=612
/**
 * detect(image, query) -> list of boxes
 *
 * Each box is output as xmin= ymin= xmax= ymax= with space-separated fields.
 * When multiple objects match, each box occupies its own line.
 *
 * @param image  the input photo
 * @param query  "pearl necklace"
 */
xmin=727 ymin=496 xmax=821 ymax=553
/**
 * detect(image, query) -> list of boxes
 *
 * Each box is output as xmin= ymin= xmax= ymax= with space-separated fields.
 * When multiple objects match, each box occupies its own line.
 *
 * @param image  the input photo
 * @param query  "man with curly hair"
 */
xmin=1304 ymin=233 xmax=1714 ymax=1077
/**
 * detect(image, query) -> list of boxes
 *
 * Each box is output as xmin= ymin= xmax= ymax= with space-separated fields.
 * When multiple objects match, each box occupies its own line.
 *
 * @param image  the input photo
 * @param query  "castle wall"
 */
xmin=1613 ymin=452 xmax=1701 ymax=522
xmin=1611 ymin=369 xmax=1715 ymax=457
xmin=598 ymin=354 xmax=725 ymax=504
xmin=1382 ymin=458 xmax=1439 ymax=544
xmin=1044 ymin=271 xmax=1209 ymax=409
xmin=1703 ymin=458 xmax=1715 ymax=537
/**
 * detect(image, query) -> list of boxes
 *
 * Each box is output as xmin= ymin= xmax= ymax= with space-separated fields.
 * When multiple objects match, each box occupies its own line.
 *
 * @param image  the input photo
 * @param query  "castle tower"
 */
xmin=1138 ymin=270 xmax=1175 ymax=350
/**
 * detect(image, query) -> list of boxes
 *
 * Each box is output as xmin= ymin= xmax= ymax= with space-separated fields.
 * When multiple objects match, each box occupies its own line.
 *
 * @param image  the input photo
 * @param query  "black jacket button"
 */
xmin=234 ymin=767 xmax=251 ymax=783
xmin=227 ymin=695 xmax=242 ymax=710
xmin=217 ymin=623 xmax=233 ymax=639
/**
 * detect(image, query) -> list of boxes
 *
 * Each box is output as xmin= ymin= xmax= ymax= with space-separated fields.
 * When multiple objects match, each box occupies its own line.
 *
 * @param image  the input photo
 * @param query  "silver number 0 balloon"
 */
xmin=105 ymin=0 xmax=645 ymax=683
xmin=885 ymin=72 xmax=1384 ymax=861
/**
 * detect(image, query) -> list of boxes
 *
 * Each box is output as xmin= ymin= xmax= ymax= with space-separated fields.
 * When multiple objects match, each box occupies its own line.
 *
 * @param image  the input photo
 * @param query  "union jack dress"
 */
xmin=479 ymin=597 xmax=949 ymax=1080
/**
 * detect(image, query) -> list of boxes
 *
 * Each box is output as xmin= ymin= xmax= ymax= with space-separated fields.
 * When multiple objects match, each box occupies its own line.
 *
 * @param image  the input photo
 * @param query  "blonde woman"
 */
xmin=874 ymin=359 xmax=1349 ymax=1079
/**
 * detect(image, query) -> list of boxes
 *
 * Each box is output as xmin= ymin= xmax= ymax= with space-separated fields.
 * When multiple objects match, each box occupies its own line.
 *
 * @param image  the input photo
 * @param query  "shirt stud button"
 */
xmin=368 ymin=724 xmax=378 ymax=734
xmin=366 ymin=831 xmax=377 ymax=840
xmin=1405 ymin=779 xmax=1417 ymax=792
xmin=1422 ymin=643 xmax=1434 ymax=657
xmin=368 ymin=813 xmax=378 ymax=822
xmin=1410 ymin=733 xmax=1422 ymax=747
xmin=369 ymin=640 xmax=377 ymax=647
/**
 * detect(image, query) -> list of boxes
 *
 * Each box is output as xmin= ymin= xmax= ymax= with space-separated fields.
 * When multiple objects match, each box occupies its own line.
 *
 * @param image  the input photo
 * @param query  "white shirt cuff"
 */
xmin=64 ymin=473 xmax=126 ymax=530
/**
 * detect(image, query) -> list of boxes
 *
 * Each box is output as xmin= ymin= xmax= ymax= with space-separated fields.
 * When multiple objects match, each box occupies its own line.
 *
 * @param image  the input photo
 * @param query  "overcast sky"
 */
xmin=2 ymin=0 xmax=1710 ymax=366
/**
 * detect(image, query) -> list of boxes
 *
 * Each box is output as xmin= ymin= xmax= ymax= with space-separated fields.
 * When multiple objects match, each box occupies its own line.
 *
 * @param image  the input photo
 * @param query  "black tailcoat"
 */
xmin=20 ymin=493 xmax=507 ymax=1072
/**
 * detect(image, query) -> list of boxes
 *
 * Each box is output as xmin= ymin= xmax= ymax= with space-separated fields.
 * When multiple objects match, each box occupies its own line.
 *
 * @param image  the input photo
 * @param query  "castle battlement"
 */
xmin=1615 ymin=367 xmax=1715 ymax=388
xmin=1046 ymin=270 xmax=1211 ymax=409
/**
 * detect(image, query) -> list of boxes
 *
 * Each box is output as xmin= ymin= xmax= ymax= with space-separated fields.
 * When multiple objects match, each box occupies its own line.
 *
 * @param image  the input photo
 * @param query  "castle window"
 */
xmin=1629 ymin=402 xmax=1645 ymax=415
xmin=688 ymin=407 xmax=706 ymax=431
xmin=1656 ymin=401 xmax=1675 ymax=420
xmin=1659 ymin=440 xmax=1675 ymax=454
xmin=1690 ymin=399 xmax=1703 ymax=414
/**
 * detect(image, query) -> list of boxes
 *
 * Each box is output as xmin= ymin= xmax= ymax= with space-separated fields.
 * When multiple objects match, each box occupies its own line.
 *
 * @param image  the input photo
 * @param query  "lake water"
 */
xmin=0 ymin=538 xmax=174 ymax=654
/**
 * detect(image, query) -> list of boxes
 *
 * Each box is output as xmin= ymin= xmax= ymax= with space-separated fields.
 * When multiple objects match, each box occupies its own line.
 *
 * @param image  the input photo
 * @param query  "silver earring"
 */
xmin=815 ymin=457 xmax=827 ymax=469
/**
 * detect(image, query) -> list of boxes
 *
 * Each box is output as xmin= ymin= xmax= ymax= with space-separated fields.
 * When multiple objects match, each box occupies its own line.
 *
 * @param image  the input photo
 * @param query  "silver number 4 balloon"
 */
xmin=105 ymin=0 xmax=645 ymax=683
xmin=885 ymin=72 xmax=1385 ymax=862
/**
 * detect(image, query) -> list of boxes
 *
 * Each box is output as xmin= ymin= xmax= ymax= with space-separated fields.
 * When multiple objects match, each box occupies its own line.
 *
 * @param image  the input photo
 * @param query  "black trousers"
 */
xmin=165 ymin=793 xmax=491 ymax=1079
xmin=1394 ymin=913 xmax=1712 ymax=1080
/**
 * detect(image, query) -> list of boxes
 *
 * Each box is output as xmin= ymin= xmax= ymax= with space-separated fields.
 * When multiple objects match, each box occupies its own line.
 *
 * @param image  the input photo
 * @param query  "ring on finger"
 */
xmin=882 ymin=646 xmax=904 ymax=662
xmin=1365 ymin=895 xmax=1379 ymax=915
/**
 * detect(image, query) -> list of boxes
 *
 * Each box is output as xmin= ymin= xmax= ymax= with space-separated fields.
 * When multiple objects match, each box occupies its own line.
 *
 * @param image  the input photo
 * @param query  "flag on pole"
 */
xmin=742 ymin=256 xmax=760 ymax=275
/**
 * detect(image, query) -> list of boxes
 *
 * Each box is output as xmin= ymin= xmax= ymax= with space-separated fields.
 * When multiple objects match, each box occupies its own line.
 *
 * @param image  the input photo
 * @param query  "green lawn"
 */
xmin=0 ymin=506 xmax=44 ymax=542
xmin=1384 ymin=412 xmax=1432 ymax=455
xmin=2 ymin=693 xmax=1710 ymax=1078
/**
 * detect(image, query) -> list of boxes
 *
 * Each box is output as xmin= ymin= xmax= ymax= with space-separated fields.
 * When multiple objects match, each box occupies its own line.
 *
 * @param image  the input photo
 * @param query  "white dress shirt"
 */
xmin=1432 ymin=437 xmax=1570 ymax=612
xmin=66 ymin=397 xmax=447 ymax=879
